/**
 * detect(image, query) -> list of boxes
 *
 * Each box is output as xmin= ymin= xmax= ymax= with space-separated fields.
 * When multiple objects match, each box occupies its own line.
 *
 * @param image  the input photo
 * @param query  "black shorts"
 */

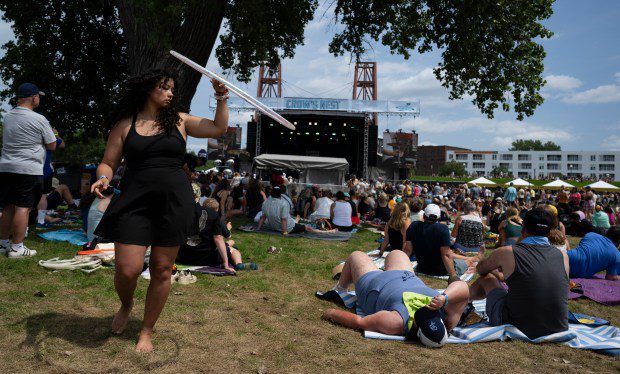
xmin=0 ymin=173 xmax=43 ymax=208
xmin=46 ymin=191 xmax=63 ymax=210
xmin=291 ymin=223 xmax=306 ymax=234
xmin=43 ymin=175 xmax=54 ymax=194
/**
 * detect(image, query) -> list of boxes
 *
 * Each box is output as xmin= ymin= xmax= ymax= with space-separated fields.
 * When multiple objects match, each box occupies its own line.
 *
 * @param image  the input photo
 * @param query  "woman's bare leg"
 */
xmin=136 ymin=245 xmax=179 ymax=353
xmin=112 ymin=243 xmax=148 ymax=334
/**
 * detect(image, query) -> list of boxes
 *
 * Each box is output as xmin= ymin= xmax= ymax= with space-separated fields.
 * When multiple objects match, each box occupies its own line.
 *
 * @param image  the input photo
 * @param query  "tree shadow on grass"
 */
xmin=19 ymin=312 xmax=141 ymax=350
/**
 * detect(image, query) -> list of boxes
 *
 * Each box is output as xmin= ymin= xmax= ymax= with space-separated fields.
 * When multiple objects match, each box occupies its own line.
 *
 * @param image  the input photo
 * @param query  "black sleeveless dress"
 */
xmin=95 ymin=115 xmax=196 ymax=247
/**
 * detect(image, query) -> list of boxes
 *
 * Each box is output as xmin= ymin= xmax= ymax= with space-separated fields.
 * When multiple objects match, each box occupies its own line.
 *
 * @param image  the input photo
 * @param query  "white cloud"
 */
xmin=562 ymin=84 xmax=620 ymax=104
xmin=401 ymin=116 xmax=573 ymax=150
xmin=419 ymin=140 xmax=438 ymax=146
xmin=544 ymin=75 xmax=582 ymax=91
xmin=601 ymin=135 xmax=620 ymax=151
xmin=615 ymin=72 xmax=620 ymax=83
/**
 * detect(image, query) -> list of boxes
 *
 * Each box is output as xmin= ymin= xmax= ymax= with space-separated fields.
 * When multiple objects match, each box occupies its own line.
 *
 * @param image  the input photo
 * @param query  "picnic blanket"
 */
xmin=38 ymin=229 xmax=88 ymax=246
xmin=569 ymin=275 xmax=620 ymax=306
xmin=238 ymin=225 xmax=354 ymax=241
xmin=357 ymin=250 xmax=475 ymax=283
xmin=320 ymin=289 xmax=619 ymax=355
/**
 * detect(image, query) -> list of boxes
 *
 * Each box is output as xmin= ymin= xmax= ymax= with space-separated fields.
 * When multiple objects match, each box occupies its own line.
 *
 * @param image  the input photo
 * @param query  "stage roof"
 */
xmin=211 ymin=96 xmax=420 ymax=116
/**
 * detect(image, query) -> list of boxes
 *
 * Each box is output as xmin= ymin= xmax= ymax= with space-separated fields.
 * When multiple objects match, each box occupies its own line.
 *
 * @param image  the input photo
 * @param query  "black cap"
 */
xmin=17 ymin=83 xmax=45 ymax=98
xmin=523 ymin=208 xmax=554 ymax=236
xmin=410 ymin=307 xmax=448 ymax=347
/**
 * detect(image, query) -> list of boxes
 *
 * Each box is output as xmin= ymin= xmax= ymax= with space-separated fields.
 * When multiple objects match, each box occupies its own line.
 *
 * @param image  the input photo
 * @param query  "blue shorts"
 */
xmin=486 ymin=288 xmax=508 ymax=326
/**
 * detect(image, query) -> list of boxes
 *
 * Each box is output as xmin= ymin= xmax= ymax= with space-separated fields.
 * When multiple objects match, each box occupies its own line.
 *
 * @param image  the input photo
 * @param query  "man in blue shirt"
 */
xmin=504 ymin=182 xmax=517 ymax=206
xmin=568 ymin=228 xmax=620 ymax=280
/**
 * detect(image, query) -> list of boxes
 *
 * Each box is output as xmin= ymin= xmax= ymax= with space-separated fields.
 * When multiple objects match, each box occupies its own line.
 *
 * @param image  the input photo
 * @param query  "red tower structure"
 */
xmin=257 ymin=63 xmax=282 ymax=98
xmin=352 ymin=61 xmax=377 ymax=100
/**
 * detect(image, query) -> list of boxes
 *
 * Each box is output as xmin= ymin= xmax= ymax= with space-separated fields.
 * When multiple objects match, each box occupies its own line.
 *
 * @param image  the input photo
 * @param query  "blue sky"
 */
xmin=2 ymin=1 xmax=619 ymax=152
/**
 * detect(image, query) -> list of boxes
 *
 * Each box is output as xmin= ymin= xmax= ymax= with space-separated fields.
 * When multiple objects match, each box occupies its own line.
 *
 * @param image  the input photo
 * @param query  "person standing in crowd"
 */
xmin=0 ymin=83 xmax=56 ymax=258
xmin=451 ymin=201 xmax=485 ymax=253
xmin=504 ymin=182 xmax=517 ymax=207
xmin=91 ymin=70 xmax=229 ymax=352
xmin=243 ymin=177 xmax=266 ymax=220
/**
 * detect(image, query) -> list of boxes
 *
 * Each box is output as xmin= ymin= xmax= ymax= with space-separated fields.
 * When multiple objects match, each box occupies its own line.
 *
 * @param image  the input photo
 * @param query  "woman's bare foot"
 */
xmin=136 ymin=329 xmax=153 ymax=353
xmin=111 ymin=303 xmax=133 ymax=335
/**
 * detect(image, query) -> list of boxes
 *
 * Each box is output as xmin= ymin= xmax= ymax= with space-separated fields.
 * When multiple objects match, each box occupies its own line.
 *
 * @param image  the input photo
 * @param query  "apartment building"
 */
xmin=445 ymin=150 xmax=620 ymax=181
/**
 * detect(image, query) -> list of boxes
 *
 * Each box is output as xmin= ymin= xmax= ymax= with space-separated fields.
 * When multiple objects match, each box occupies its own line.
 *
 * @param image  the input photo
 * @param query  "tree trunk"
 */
xmin=117 ymin=0 xmax=225 ymax=112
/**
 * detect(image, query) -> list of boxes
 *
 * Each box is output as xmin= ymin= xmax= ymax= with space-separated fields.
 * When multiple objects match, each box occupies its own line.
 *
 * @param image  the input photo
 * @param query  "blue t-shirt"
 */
xmin=504 ymin=187 xmax=517 ymax=202
xmin=406 ymin=221 xmax=452 ymax=275
xmin=568 ymin=233 xmax=620 ymax=278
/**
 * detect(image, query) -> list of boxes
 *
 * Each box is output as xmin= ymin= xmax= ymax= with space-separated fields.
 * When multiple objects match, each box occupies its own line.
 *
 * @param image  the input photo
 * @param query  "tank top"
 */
xmin=123 ymin=114 xmax=185 ymax=171
xmin=332 ymin=201 xmax=352 ymax=227
xmin=388 ymin=226 xmax=404 ymax=250
xmin=504 ymin=243 xmax=569 ymax=339
xmin=456 ymin=215 xmax=484 ymax=248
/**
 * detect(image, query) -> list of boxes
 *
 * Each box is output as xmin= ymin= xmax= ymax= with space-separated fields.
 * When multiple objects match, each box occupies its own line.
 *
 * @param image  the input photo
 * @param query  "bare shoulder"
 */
xmin=109 ymin=117 xmax=132 ymax=140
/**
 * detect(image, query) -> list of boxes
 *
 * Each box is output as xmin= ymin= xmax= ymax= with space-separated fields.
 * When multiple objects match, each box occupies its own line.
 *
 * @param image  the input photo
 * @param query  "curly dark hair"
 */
xmin=106 ymin=69 xmax=181 ymax=133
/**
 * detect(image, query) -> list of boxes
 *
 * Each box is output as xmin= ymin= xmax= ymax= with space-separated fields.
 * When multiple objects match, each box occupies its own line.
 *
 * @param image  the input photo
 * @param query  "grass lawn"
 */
xmin=0 ymin=221 xmax=618 ymax=373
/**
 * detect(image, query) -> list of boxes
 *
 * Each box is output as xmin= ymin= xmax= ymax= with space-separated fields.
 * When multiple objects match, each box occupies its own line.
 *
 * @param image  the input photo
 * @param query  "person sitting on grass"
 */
xmin=177 ymin=198 xmax=240 ymax=273
xmin=320 ymin=250 xmax=470 ymax=347
xmin=404 ymin=204 xmax=475 ymax=283
xmin=567 ymin=226 xmax=620 ymax=280
xmin=257 ymin=186 xmax=332 ymax=235
xmin=329 ymin=191 xmax=353 ymax=232
xmin=39 ymin=178 xmax=78 ymax=211
xmin=378 ymin=202 xmax=410 ymax=255
xmin=372 ymin=193 xmax=391 ymax=223
xmin=468 ymin=208 xmax=569 ymax=339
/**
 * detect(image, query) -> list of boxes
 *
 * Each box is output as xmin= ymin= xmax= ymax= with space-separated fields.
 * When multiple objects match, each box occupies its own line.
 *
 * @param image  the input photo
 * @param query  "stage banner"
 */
xmin=381 ymin=130 xmax=418 ymax=168
xmin=211 ymin=96 xmax=420 ymax=115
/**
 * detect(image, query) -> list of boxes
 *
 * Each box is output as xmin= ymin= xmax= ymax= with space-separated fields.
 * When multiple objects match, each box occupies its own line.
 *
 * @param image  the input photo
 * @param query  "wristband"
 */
xmin=98 ymin=175 xmax=108 ymax=180
xmin=441 ymin=292 xmax=449 ymax=307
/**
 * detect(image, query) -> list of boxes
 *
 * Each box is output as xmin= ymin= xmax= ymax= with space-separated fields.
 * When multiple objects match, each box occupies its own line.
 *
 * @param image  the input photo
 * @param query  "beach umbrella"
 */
xmin=542 ymin=179 xmax=574 ymax=189
xmin=467 ymin=177 xmax=497 ymax=186
xmin=505 ymin=178 xmax=533 ymax=187
xmin=585 ymin=180 xmax=619 ymax=191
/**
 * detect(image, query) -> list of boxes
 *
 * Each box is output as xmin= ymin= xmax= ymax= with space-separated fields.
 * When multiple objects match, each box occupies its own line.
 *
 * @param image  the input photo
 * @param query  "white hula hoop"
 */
xmin=170 ymin=50 xmax=296 ymax=131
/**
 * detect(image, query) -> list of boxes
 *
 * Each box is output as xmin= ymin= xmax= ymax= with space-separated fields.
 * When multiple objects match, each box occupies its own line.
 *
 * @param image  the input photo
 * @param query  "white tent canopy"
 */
xmin=585 ymin=180 xmax=619 ymax=191
xmin=467 ymin=177 xmax=497 ymax=186
xmin=505 ymin=178 xmax=533 ymax=187
xmin=542 ymin=179 xmax=574 ymax=189
xmin=253 ymin=154 xmax=349 ymax=185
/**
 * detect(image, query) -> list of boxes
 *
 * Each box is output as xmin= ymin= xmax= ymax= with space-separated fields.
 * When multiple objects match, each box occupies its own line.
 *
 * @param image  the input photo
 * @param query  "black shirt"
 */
xmin=406 ymin=221 xmax=452 ymax=275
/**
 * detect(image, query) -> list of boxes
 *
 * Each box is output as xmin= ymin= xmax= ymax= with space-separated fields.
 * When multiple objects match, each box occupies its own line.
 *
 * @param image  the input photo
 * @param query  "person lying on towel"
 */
xmin=320 ymin=250 xmax=469 ymax=347
xmin=176 ymin=198 xmax=242 ymax=273
xmin=469 ymin=208 xmax=569 ymax=339
xmin=567 ymin=227 xmax=620 ymax=280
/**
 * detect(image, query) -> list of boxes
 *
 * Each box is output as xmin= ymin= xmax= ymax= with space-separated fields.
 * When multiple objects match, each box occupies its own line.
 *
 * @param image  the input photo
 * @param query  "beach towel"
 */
xmin=238 ymin=225 xmax=354 ymax=241
xmin=322 ymin=289 xmax=619 ymax=356
xmin=38 ymin=229 xmax=88 ymax=246
xmin=569 ymin=275 xmax=620 ymax=306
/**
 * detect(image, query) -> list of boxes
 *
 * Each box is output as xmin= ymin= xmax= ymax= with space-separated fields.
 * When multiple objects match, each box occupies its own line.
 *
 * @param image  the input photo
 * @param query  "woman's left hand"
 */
xmin=210 ymin=78 xmax=227 ymax=94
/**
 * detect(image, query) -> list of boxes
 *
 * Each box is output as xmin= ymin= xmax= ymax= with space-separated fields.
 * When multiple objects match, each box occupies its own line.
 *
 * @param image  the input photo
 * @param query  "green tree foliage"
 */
xmin=509 ymin=139 xmax=561 ymax=151
xmin=490 ymin=164 xmax=509 ymax=177
xmin=0 ymin=0 xmax=554 ymax=146
xmin=0 ymin=0 xmax=127 ymax=142
xmin=329 ymin=0 xmax=554 ymax=120
xmin=439 ymin=160 xmax=466 ymax=177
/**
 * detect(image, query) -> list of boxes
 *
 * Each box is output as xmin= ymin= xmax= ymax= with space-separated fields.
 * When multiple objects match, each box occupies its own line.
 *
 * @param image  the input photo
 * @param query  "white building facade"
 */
xmin=445 ymin=150 xmax=620 ymax=181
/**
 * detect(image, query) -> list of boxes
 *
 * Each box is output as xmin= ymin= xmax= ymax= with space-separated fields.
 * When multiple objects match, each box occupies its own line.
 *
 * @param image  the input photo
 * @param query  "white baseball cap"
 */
xmin=424 ymin=204 xmax=441 ymax=220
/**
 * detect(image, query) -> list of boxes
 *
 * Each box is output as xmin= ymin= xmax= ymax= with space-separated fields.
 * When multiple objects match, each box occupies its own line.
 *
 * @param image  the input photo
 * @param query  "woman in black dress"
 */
xmin=91 ymin=70 xmax=228 ymax=352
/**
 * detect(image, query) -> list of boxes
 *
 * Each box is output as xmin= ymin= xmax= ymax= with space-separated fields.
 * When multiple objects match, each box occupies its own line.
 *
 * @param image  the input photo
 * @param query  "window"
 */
xmin=590 ymin=155 xmax=596 ymax=161
xmin=539 ymin=156 xmax=545 ymax=161
xmin=448 ymin=154 xmax=454 ymax=160
xmin=455 ymin=154 xmax=468 ymax=160
xmin=518 ymin=163 xmax=532 ymax=169
xmin=472 ymin=154 xmax=483 ymax=160
xmin=473 ymin=162 xmax=485 ymax=169
xmin=599 ymin=164 xmax=615 ymax=171
xmin=492 ymin=154 xmax=497 ymax=160
xmin=499 ymin=162 xmax=511 ymax=170
xmin=602 ymin=155 xmax=615 ymax=162
xmin=567 ymin=173 xmax=582 ymax=179
xmin=501 ymin=154 xmax=513 ymax=161
xmin=591 ymin=165 xmax=596 ymax=170
xmin=518 ymin=172 xmax=530 ymax=179
xmin=547 ymin=155 xmax=561 ymax=161
xmin=547 ymin=163 xmax=560 ymax=170
xmin=566 ymin=163 xmax=581 ymax=170
xmin=518 ymin=154 xmax=530 ymax=161
xmin=539 ymin=164 xmax=544 ymax=169
xmin=567 ymin=155 xmax=581 ymax=162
